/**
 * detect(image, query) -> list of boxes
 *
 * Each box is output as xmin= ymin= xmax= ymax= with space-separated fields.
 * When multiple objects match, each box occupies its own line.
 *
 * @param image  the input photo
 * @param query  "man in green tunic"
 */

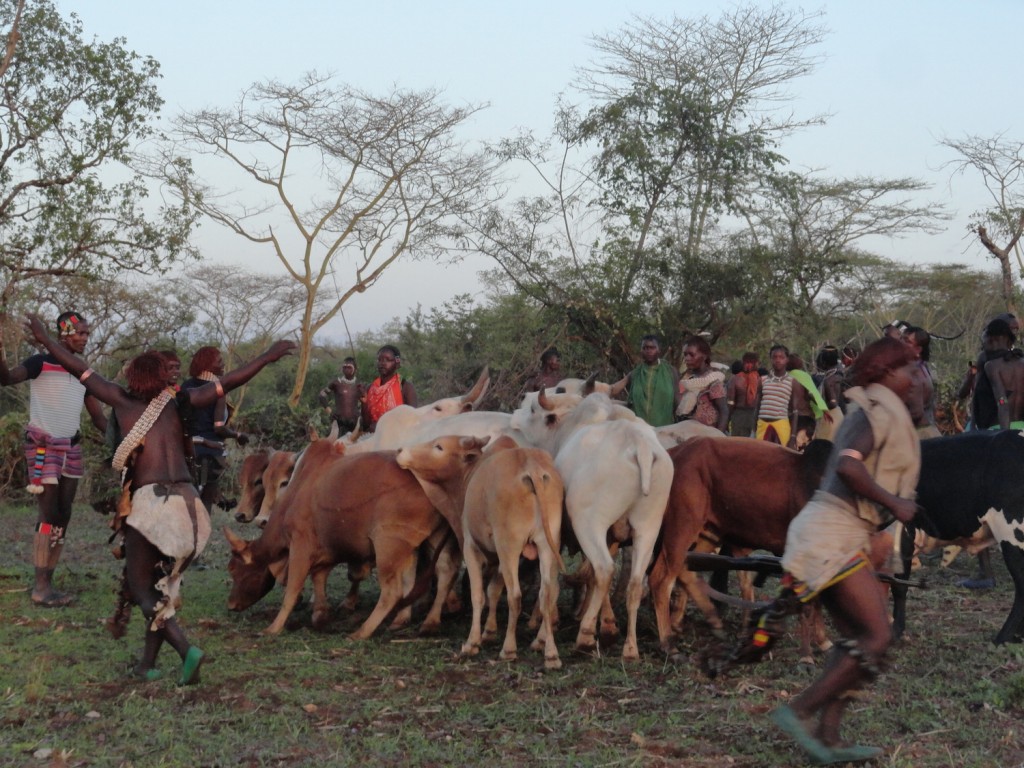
xmin=611 ymin=335 xmax=680 ymax=427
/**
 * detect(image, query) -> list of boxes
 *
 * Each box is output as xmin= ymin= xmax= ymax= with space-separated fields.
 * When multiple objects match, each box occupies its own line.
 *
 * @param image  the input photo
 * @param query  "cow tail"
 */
xmin=524 ymin=470 xmax=565 ymax=574
xmin=635 ymin=434 xmax=654 ymax=496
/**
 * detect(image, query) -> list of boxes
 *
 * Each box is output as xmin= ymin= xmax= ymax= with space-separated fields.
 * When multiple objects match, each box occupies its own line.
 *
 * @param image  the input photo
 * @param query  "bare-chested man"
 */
xmin=984 ymin=318 xmax=1024 ymax=430
xmin=901 ymin=326 xmax=940 ymax=439
xmin=27 ymin=314 xmax=294 ymax=684
xmin=318 ymin=356 xmax=362 ymax=434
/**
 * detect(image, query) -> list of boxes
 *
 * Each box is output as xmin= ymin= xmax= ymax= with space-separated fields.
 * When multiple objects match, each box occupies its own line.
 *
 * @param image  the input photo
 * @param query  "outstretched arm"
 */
xmin=187 ymin=340 xmax=296 ymax=410
xmin=24 ymin=315 xmax=124 ymax=407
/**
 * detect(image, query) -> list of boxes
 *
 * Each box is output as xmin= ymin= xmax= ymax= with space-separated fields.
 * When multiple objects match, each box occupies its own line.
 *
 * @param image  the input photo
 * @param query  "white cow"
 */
xmin=345 ymin=366 xmax=491 ymax=452
xmin=511 ymin=390 xmax=673 ymax=660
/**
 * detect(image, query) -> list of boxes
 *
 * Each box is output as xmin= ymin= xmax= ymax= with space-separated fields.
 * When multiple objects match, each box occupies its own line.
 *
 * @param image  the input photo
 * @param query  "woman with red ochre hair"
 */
xmin=722 ymin=337 xmax=919 ymax=764
xmin=181 ymin=347 xmax=249 ymax=508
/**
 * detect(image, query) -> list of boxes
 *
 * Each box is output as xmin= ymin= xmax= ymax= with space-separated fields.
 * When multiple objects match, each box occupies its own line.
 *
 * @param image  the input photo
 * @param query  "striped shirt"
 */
xmin=23 ymin=354 xmax=87 ymax=439
xmin=758 ymin=372 xmax=793 ymax=422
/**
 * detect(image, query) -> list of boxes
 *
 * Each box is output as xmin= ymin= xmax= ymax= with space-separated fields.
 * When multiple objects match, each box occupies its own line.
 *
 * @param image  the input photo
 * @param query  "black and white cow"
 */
xmin=896 ymin=429 xmax=1024 ymax=644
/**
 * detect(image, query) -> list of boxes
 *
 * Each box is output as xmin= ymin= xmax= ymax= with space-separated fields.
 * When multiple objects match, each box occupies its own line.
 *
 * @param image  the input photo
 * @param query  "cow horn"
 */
xmin=537 ymin=388 xmax=554 ymax=411
xmin=460 ymin=365 xmax=490 ymax=409
xmin=582 ymin=372 xmax=598 ymax=396
xmin=307 ymin=423 xmax=320 ymax=441
xmin=327 ymin=420 xmax=339 ymax=441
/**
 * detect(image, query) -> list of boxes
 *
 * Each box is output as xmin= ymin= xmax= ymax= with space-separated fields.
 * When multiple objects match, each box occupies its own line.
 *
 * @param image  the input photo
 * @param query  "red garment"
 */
xmin=365 ymin=375 xmax=404 ymax=425
xmin=735 ymin=370 xmax=759 ymax=406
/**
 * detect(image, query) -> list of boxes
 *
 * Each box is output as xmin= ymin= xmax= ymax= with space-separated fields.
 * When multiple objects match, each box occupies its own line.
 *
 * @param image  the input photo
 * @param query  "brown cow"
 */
xmin=234 ymin=449 xmax=270 ymax=523
xmin=396 ymin=435 xmax=566 ymax=668
xmin=648 ymin=437 xmax=831 ymax=655
xmin=225 ymin=437 xmax=457 ymax=638
xmin=251 ymin=449 xmax=298 ymax=529
xmin=235 ymin=446 xmax=372 ymax=612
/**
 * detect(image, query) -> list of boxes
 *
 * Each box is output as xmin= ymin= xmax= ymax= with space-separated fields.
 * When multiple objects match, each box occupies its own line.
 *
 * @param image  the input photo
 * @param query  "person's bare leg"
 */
xmin=31 ymin=479 xmax=77 ymax=605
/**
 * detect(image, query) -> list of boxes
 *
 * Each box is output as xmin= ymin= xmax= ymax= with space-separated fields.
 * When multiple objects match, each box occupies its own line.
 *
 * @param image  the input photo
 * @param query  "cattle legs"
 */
xmin=351 ymin=539 xmax=417 ymax=640
xmin=995 ymin=541 xmax=1024 ymax=644
xmin=461 ymin=538 xmax=489 ymax=657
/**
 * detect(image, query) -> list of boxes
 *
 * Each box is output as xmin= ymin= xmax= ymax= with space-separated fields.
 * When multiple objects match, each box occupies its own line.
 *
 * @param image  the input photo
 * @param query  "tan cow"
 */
xmin=251 ymin=449 xmax=298 ymax=529
xmin=234 ymin=449 xmax=270 ymax=523
xmin=396 ymin=435 xmax=566 ymax=668
xmin=225 ymin=437 xmax=458 ymax=638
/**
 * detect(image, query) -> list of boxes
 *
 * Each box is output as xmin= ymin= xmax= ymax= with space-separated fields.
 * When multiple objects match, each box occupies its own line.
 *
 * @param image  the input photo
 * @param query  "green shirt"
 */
xmin=628 ymin=360 xmax=676 ymax=427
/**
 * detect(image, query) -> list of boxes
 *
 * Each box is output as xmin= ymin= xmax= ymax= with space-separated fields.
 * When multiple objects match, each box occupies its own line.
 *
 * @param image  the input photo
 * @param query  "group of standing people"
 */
xmin=317 ymin=345 xmax=418 ymax=434
xmin=2 ymin=310 xmax=295 ymax=684
xmin=606 ymin=334 xmax=840 ymax=447
xmin=2 ymin=309 xmax=429 ymax=685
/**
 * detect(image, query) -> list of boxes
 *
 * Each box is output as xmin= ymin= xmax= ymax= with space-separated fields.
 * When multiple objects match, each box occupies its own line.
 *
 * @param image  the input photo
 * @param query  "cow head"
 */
xmin=253 ymin=449 xmax=299 ymax=528
xmin=395 ymin=435 xmax=490 ymax=544
xmin=552 ymin=373 xmax=610 ymax=397
xmin=235 ymin=449 xmax=271 ymax=523
xmin=224 ymin=526 xmax=277 ymax=610
xmin=395 ymin=435 xmax=490 ymax=483
xmin=509 ymin=389 xmax=583 ymax=453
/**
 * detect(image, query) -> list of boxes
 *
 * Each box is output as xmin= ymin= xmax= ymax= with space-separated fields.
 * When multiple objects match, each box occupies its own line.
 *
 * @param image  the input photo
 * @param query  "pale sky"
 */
xmin=60 ymin=1 xmax=1024 ymax=338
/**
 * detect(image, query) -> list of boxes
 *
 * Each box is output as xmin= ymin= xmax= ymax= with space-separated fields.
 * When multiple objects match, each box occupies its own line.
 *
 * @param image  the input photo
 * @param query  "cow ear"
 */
xmin=307 ymin=424 xmax=320 ymax=442
xmin=268 ymin=557 xmax=288 ymax=580
xmin=224 ymin=525 xmax=249 ymax=556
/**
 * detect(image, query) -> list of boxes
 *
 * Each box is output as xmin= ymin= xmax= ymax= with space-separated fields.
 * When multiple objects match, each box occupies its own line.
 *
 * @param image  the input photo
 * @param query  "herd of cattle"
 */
xmin=221 ymin=370 xmax=1024 ymax=670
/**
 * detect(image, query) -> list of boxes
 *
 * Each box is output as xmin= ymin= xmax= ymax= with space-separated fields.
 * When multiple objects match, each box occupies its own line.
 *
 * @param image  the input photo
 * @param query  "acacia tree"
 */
xmin=739 ymin=173 xmax=946 ymax=328
xmin=158 ymin=73 xmax=497 ymax=406
xmin=173 ymin=263 xmax=322 ymax=413
xmin=0 ymin=0 xmax=197 ymax=316
xmin=940 ymin=132 xmax=1024 ymax=312
xmin=470 ymin=6 xmax=829 ymax=369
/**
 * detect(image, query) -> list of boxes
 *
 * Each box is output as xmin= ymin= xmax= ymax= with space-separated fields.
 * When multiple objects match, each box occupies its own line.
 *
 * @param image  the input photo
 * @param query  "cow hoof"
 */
xmin=341 ymin=597 xmax=358 ymax=612
xmin=499 ymin=650 xmax=518 ymax=662
xmin=598 ymin=630 xmax=619 ymax=648
xmin=574 ymin=641 xmax=599 ymax=657
xmin=797 ymin=656 xmax=816 ymax=673
xmin=418 ymin=621 xmax=440 ymax=637
xmin=460 ymin=643 xmax=480 ymax=657
xmin=544 ymin=656 xmax=562 ymax=670
xmin=388 ymin=616 xmax=411 ymax=631
xmin=311 ymin=612 xmax=331 ymax=630
xmin=482 ymin=629 xmax=498 ymax=643
xmin=621 ymin=647 xmax=640 ymax=662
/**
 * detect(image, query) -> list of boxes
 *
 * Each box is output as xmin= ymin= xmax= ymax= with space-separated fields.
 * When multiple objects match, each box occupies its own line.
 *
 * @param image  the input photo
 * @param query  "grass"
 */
xmin=1 ymin=501 xmax=1022 ymax=767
